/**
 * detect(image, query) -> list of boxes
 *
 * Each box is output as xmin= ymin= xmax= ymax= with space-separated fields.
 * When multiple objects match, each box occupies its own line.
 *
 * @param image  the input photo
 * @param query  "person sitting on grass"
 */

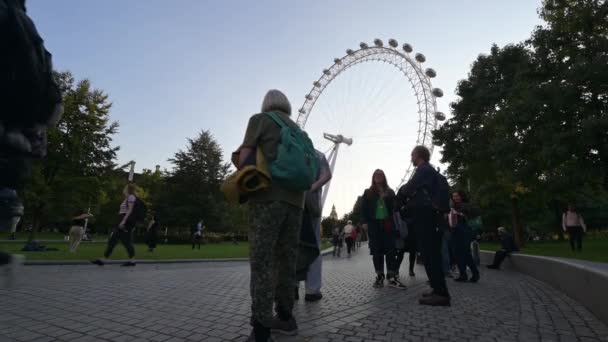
xmin=486 ymin=227 xmax=519 ymax=270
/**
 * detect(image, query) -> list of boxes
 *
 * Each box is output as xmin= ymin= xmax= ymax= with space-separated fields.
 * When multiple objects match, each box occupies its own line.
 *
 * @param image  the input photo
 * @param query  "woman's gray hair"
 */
xmin=261 ymin=89 xmax=291 ymax=115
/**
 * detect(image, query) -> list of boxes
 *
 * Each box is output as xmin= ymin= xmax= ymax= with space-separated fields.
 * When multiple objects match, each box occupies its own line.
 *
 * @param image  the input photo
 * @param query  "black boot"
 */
xmin=249 ymin=319 xmax=272 ymax=342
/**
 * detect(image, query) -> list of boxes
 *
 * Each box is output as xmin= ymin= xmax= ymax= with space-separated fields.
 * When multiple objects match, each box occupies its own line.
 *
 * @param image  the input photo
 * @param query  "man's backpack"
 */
xmin=133 ymin=197 xmax=147 ymax=223
xmin=265 ymin=112 xmax=319 ymax=191
xmin=433 ymin=171 xmax=451 ymax=213
xmin=420 ymin=167 xmax=450 ymax=213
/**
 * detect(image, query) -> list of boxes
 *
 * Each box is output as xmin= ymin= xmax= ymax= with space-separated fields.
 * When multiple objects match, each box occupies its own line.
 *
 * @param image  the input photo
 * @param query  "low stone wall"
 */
xmin=480 ymin=250 xmax=608 ymax=325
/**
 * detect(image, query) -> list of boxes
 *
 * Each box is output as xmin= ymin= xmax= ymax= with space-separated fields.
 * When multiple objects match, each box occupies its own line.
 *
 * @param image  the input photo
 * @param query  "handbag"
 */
xmin=393 ymin=211 xmax=408 ymax=239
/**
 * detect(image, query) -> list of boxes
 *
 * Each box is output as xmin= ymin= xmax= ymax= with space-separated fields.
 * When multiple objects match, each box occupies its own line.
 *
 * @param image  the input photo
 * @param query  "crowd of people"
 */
xmin=234 ymin=90 xmax=497 ymax=341
xmin=0 ymin=4 xmax=594 ymax=339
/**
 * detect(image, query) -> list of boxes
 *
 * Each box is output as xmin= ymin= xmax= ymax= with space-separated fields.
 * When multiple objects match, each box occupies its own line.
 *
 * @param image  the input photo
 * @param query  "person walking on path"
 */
xmin=562 ymin=204 xmax=587 ymax=252
xmin=146 ymin=214 xmax=159 ymax=252
xmin=350 ymin=225 xmax=358 ymax=252
xmin=331 ymin=227 xmax=343 ymax=257
xmin=361 ymin=169 xmax=406 ymax=290
xmin=397 ymin=146 xmax=451 ymax=306
xmin=300 ymin=150 xmax=331 ymax=302
xmin=69 ymin=210 xmax=93 ymax=253
xmin=91 ymin=184 xmax=139 ymax=267
xmin=192 ymin=219 xmax=204 ymax=250
xmin=238 ymin=90 xmax=306 ymax=341
xmin=487 ymin=227 xmax=519 ymax=269
xmin=343 ymin=220 xmax=355 ymax=257
xmin=449 ymin=191 xmax=480 ymax=283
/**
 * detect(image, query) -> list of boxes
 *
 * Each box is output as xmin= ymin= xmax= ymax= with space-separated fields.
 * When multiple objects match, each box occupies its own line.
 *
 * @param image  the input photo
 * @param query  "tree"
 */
xmin=22 ymin=71 xmax=119 ymax=235
xmin=157 ymin=130 xmax=230 ymax=229
xmin=433 ymin=0 xmax=608 ymax=244
xmin=434 ymin=44 xmax=538 ymax=246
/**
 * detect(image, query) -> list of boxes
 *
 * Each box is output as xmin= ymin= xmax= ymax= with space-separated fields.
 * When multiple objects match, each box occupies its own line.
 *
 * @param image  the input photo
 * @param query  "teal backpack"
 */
xmin=265 ymin=112 xmax=319 ymax=191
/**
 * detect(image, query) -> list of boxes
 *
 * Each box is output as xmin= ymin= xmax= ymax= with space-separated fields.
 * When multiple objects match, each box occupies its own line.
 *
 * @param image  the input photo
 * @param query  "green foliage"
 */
xmin=156 ymin=130 xmax=231 ymax=229
xmin=22 ymin=71 xmax=119 ymax=232
xmin=433 ymin=0 xmax=608 ymax=241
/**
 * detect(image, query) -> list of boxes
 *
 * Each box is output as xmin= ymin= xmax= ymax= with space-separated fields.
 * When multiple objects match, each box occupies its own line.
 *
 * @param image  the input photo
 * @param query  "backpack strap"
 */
xmin=265 ymin=112 xmax=287 ymax=129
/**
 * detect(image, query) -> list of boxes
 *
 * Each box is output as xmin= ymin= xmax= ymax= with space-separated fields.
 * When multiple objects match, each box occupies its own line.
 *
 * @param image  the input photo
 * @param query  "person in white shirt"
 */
xmin=562 ymin=204 xmax=587 ymax=252
xmin=91 ymin=184 xmax=138 ymax=266
xmin=343 ymin=221 xmax=355 ymax=256
xmin=192 ymin=220 xmax=204 ymax=250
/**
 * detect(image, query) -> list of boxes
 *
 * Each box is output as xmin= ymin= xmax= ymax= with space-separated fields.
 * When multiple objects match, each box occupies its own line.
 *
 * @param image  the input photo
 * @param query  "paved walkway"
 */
xmin=2 ymin=247 xmax=607 ymax=342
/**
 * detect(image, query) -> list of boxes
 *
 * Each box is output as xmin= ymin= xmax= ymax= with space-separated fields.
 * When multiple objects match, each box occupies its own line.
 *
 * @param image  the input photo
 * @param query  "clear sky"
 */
xmin=28 ymin=0 xmax=542 ymax=217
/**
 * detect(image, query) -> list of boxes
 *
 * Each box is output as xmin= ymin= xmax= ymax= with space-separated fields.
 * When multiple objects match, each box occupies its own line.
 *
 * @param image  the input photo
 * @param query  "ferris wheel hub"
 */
xmin=323 ymin=133 xmax=353 ymax=146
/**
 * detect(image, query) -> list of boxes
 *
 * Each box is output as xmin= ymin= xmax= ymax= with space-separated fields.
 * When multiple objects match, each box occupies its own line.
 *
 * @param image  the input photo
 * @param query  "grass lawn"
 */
xmin=480 ymin=239 xmax=608 ymax=263
xmin=0 ymin=241 xmax=334 ymax=261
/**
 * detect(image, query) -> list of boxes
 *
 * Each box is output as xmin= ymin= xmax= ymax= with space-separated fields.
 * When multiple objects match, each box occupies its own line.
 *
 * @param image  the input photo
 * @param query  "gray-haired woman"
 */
xmin=239 ymin=90 xmax=304 ymax=341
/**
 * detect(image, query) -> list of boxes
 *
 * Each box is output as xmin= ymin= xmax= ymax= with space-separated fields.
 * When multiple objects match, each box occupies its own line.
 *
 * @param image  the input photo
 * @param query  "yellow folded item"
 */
xmin=221 ymin=148 xmax=271 ymax=204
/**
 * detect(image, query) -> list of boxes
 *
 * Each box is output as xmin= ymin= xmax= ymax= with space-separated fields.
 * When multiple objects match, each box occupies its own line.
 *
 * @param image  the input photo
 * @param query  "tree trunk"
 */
xmin=511 ymin=196 xmax=525 ymax=248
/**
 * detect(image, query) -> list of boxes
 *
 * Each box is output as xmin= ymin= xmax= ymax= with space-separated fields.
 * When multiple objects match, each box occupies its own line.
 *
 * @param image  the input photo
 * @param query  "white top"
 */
xmin=562 ymin=211 xmax=586 ymax=231
xmin=119 ymin=195 xmax=136 ymax=215
xmin=195 ymin=222 xmax=203 ymax=236
xmin=343 ymin=224 xmax=355 ymax=236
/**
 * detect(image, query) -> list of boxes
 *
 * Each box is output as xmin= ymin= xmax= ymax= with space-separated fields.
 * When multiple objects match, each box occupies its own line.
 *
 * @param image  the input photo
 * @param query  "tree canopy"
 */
xmin=433 ymin=0 xmax=608 ymax=244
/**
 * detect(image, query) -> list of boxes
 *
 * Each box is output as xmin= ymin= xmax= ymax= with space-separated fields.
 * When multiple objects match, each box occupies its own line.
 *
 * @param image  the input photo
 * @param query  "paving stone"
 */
xmin=2 ymin=249 xmax=607 ymax=342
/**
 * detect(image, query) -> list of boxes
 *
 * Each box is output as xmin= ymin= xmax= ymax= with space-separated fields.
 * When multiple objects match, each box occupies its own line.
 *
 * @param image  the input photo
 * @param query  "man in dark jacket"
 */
xmin=487 ymin=227 xmax=519 ymax=269
xmin=397 ymin=146 xmax=450 ymax=306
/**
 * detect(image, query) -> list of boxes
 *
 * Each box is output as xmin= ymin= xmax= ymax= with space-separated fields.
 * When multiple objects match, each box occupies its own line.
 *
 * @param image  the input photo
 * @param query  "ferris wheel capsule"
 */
xmin=313 ymin=81 xmax=321 ymax=87
xmin=374 ymin=39 xmax=383 ymax=47
xmin=435 ymin=111 xmax=446 ymax=121
xmin=388 ymin=39 xmax=399 ymax=48
xmin=425 ymin=68 xmax=437 ymax=78
xmin=346 ymin=49 xmax=354 ymax=55
xmin=334 ymin=58 xmax=342 ymax=65
xmin=415 ymin=53 xmax=426 ymax=63
xmin=402 ymin=43 xmax=413 ymax=53
xmin=360 ymin=42 xmax=369 ymax=49
xmin=299 ymin=108 xmax=306 ymax=114
xmin=323 ymin=69 xmax=331 ymax=76
xmin=432 ymin=88 xmax=444 ymax=97
xmin=305 ymin=94 xmax=313 ymax=100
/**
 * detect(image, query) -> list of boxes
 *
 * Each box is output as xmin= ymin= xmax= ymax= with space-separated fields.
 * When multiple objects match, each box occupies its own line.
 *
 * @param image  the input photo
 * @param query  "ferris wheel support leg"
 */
xmin=320 ymin=143 xmax=340 ymax=215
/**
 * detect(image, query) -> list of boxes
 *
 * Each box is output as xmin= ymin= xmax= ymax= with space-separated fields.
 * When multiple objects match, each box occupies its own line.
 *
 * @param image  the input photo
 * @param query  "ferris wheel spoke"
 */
xmin=297 ymin=39 xmax=443 ymax=213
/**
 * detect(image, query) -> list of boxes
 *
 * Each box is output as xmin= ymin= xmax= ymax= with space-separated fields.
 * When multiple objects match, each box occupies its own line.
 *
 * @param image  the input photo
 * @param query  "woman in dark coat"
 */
xmin=360 ymin=169 xmax=406 ymax=289
xmin=450 ymin=191 xmax=480 ymax=283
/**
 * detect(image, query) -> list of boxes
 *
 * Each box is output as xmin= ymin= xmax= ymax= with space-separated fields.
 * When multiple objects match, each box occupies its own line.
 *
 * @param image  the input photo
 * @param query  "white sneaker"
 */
xmin=4 ymin=254 xmax=25 ymax=288
xmin=387 ymin=277 xmax=407 ymax=290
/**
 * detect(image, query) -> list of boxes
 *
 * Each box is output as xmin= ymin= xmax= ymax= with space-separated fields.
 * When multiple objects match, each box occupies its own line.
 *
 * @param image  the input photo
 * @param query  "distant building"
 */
xmin=329 ymin=205 xmax=338 ymax=220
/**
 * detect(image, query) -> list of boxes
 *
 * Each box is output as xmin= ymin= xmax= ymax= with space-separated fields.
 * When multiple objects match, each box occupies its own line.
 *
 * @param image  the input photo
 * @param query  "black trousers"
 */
xmin=146 ymin=230 xmax=157 ymax=249
xmin=395 ymin=249 xmax=416 ymax=274
xmin=567 ymin=226 xmax=583 ymax=251
xmin=414 ymin=208 xmax=449 ymax=297
xmin=373 ymin=253 xmax=397 ymax=276
xmin=192 ymin=235 xmax=201 ymax=249
xmin=345 ymin=237 xmax=354 ymax=254
xmin=104 ymin=225 xmax=135 ymax=258
xmin=491 ymin=250 xmax=510 ymax=268
xmin=453 ymin=226 xmax=479 ymax=279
